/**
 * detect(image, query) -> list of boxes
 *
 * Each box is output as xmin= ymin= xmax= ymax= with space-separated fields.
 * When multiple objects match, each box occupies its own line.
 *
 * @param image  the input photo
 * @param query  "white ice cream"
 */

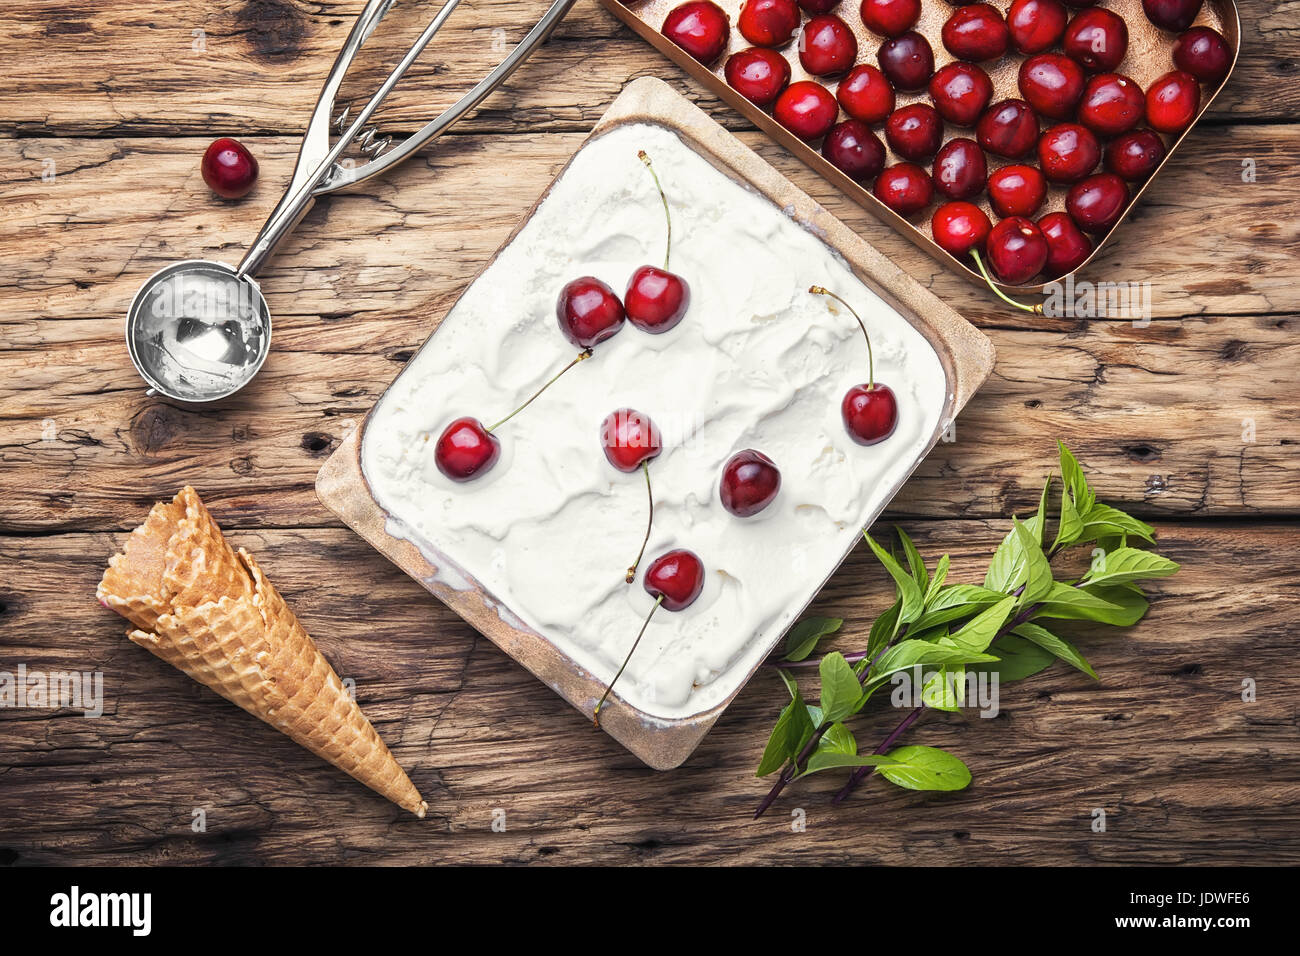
xmin=361 ymin=123 xmax=947 ymax=720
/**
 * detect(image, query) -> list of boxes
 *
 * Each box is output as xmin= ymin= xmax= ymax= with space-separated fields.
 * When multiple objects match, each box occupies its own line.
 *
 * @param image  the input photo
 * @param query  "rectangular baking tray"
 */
xmin=316 ymin=76 xmax=994 ymax=770
xmin=600 ymin=0 xmax=1241 ymax=294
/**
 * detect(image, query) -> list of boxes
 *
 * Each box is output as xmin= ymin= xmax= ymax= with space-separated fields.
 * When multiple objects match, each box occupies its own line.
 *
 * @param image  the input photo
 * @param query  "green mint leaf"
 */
xmin=784 ymin=616 xmax=843 ymax=662
xmin=821 ymin=721 xmax=857 ymax=756
xmin=1012 ymin=518 xmax=1054 ymax=606
xmin=877 ymin=745 xmax=972 ymax=791
xmin=800 ymin=751 xmax=899 ymax=776
xmin=897 ymin=526 xmax=929 ymax=592
xmin=1032 ymin=581 xmax=1149 ymax=626
xmin=1080 ymin=503 xmax=1156 ymax=544
xmin=983 ymin=522 xmax=1024 ymax=593
xmin=1083 ymin=547 xmax=1180 ymax=587
xmin=865 ymin=599 xmax=902 ymax=663
xmin=924 ymin=554 xmax=951 ymax=605
xmin=971 ymin=634 xmax=1055 ymax=681
xmin=949 ymin=595 xmax=1018 ymax=654
xmin=1026 ymin=474 xmax=1052 ymax=545
xmin=756 ymin=690 xmax=813 ymax=777
xmin=1052 ymin=481 xmax=1084 ymax=553
xmin=1012 ymin=621 xmax=1098 ymax=680
xmin=1058 ymin=441 xmax=1096 ymax=515
xmin=776 ymin=667 xmax=798 ymax=700
xmin=865 ymin=531 xmax=925 ymax=626
xmin=921 ymin=665 xmax=965 ymax=711
xmin=867 ymin=639 xmax=999 ymax=688
xmin=819 ymin=652 xmax=864 ymax=724
xmin=913 ymin=584 xmax=1005 ymax=631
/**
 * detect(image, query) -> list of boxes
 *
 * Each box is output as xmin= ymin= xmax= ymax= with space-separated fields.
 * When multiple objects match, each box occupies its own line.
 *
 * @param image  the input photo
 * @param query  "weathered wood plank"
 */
xmin=1 ymin=519 xmax=1295 ymax=865
xmin=1 ymin=0 xmax=1293 ymax=136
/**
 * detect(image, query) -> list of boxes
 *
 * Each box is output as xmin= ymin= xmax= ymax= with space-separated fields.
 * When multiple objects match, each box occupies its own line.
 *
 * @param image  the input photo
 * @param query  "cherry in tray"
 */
xmin=1007 ymin=0 xmax=1068 ymax=55
xmin=942 ymin=4 xmax=1010 ymax=63
xmin=860 ymin=0 xmax=921 ymax=37
xmin=823 ymin=120 xmax=887 ymax=181
xmin=737 ymin=0 xmax=801 ymax=47
xmin=1174 ymin=26 xmax=1232 ymax=85
xmin=929 ymin=62 xmax=993 ymax=127
xmin=874 ymin=162 xmax=933 ymax=216
xmin=977 ymin=99 xmax=1040 ymax=159
xmin=726 ymin=47 xmax=792 ymax=107
xmin=1078 ymin=73 xmax=1145 ymax=137
xmin=932 ymin=137 xmax=988 ymax=201
xmin=1146 ymin=70 xmax=1201 ymax=133
xmin=839 ymin=64 xmax=896 ymax=124
xmin=885 ymin=103 xmax=943 ymax=162
xmin=877 ymin=31 xmax=934 ymax=91
xmin=801 ymin=14 xmax=858 ymax=77
xmin=931 ymin=201 xmax=992 ymax=258
xmin=1063 ymin=8 xmax=1128 ymax=73
xmin=1018 ymin=53 xmax=1086 ymax=121
xmin=775 ymin=81 xmax=839 ymax=141
xmin=663 ymin=1 xmax=730 ymax=64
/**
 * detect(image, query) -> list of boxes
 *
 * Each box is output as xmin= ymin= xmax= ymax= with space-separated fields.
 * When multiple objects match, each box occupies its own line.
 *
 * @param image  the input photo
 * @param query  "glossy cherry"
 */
xmin=988 ymin=164 xmax=1048 ymax=217
xmin=1078 ymin=73 xmax=1145 ymax=137
xmin=434 ymin=417 xmax=501 ymax=482
xmin=1038 ymin=210 xmax=1093 ymax=277
xmin=942 ymin=4 xmax=1010 ymax=62
xmin=931 ymin=201 xmax=992 ymax=258
xmin=1173 ymin=26 xmax=1232 ymax=84
xmin=557 ymin=277 xmax=626 ymax=348
xmin=798 ymin=0 xmax=842 ymax=13
xmin=885 ymin=103 xmax=943 ymax=162
xmin=1007 ymin=0 xmax=1068 ymax=55
xmin=737 ymin=0 xmax=801 ymax=47
xmin=976 ymin=99 xmax=1039 ymax=158
xmin=859 ymin=0 xmax=921 ymax=37
xmin=626 ymin=151 xmax=690 ymax=334
xmin=822 ymin=120 xmax=888 ymax=181
xmin=720 ymin=449 xmax=782 ymax=517
xmin=201 ymin=138 xmax=258 ymax=199
xmin=1018 ymin=53 xmax=1086 ymax=120
xmin=810 ymin=286 xmax=899 ymax=445
xmin=873 ymin=162 xmax=933 ymax=216
xmin=931 ymin=137 xmax=988 ymax=201
xmin=801 ymin=14 xmax=858 ymax=76
xmin=1037 ymin=123 xmax=1101 ymax=183
xmin=877 ymin=31 xmax=934 ymax=91
xmin=1066 ymin=172 xmax=1129 ymax=234
xmin=1142 ymin=0 xmax=1202 ymax=33
xmin=601 ymin=408 xmax=663 ymax=473
xmin=838 ymin=64 xmax=896 ymax=124
xmin=774 ymin=81 xmax=840 ymax=140
xmin=1104 ymin=128 xmax=1166 ymax=181
xmin=928 ymin=62 xmax=994 ymax=127
xmin=986 ymin=216 xmax=1048 ymax=284
xmin=1146 ymin=70 xmax=1201 ymax=133
xmin=1063 ymin=8 xmax=1128 ymax=73
xmin=663 ymin=1 xmax=731 ymax=63
xmin=725 ymin=47 xmax=792 ymax=107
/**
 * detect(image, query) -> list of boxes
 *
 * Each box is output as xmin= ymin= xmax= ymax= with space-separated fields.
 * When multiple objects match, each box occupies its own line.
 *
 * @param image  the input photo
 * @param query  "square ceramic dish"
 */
xmin=600 ymin=0 xmax=1241 ymax=293
xmin=316 ymin=77 xmax=994 ymax=769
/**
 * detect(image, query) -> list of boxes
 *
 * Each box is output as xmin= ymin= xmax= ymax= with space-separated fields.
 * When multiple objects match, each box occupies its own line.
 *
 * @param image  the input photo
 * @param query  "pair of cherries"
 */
xmin=435 ymin=151 xmax=689 ymax=483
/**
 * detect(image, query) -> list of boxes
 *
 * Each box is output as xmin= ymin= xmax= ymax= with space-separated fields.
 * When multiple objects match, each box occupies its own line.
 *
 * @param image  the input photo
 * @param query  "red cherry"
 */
xmin=1007 ymin=0 xmax=1068 ymax=55
xmin=798 ymin=0 xmax=842 ymax=12
xmin=931 ymin=201 xmax=992 ymax=258
xmin=942 ymin=4 xmax=1010 ymax=62
xmin=987 ymin=164 xmax=1048 ymax=217
xmin=720 ymin=449 xmax=782 ymax=517
xmin=201 ymin=138 xmax=258 ymax=199
xmin=1142 ymin=0 xmax=1202 ymax=32
xmin=859 ymin=0 xmax=921 ymax=37
xmin=1038 ymin=211 xmax=1093 ymax=277
xmin=626 ymin=267 xmax=690 ymax=333
xmin=435 ymin=417 xmax=501 ymax=482
xmin=1078 ymin=73 xmax=1145 ymax=136
xmin=928 ymin=62 xmax=994 ymax=127
xmin=557 ymin=276 xmax=625 ymax=348
xmin=600 ymin=408 xmax=663 ymax=472
xmin=987 ymin=216 xmax=1048 ymax=284
xmin=877 ymin=31 xmax=934 ymax=91
xmin=1063 ymin=8 xmax=1128 ymax=73
xmin=1063 ymin=0 xmax=1099 ymax=5
xmin=1017 ymin=53 xmax=1086 ymax=120
xmin=837 ymin=64 xmax=896 ymax=123
xmin=976 ymin=99 xmax=1039 ymax=158
xmin=885 ymin=103 xmax=943 ymax=162
xmin=663 ymin=1 xmax=731 ymax=63
xmin=1146 ymin=70 xmax=1201 ymax=133
xmin=644 ymin=549 xmax=705 ymax=610
xmin=725 ymin=47 xmax=792 ymax=107
xmin=1173 ymin=26 xmax=1232 ymax=84
xmin=841 ymin=384 xmax=899 ymax=445
xmin=801 ymin=15 xmax=858 ymax=76
xmin=1037 ymin=123 xmax=1100 ymax=183
xmin=932 ymin=137 xmax=988 ymax=201
xmin=873 ymin=162 xmax=933 ymax=216
xmin=1104 ymin=128 xmax=1166 ymax=181
xmin=738 ymin=0 xmax=801 ymax=46
xmin=822 ymin=119 xmax=888 ymax=181
xmin=1066 ymin=172 xmax=1129 ymax=234
xmin=774 ymin=81 xmax=840 ymax=140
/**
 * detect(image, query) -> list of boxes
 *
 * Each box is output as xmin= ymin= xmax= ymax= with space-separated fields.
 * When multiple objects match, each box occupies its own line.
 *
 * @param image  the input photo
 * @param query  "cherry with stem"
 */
xmin=601 ymin=408 xmax=663 ymax=582
xmin=969 ymin=249 xmax=1045 ymax=315
xmin=809 ymin=286 xmax=899 ymax=446
xmin=626 ymin=151 xmax=691 ymax=334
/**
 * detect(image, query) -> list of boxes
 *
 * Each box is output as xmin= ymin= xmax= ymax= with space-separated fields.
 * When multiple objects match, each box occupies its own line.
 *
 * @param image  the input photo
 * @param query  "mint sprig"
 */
xmin=754 ymin=442 xmax=1180 ymax=818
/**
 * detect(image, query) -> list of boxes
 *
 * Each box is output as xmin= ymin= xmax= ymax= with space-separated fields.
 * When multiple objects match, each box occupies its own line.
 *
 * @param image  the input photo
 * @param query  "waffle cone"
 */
xmin=99 ymin=488 xmax=426 ymax=818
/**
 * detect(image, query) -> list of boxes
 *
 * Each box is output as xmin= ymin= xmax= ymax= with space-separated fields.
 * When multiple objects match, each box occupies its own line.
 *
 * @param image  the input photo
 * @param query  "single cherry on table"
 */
xmin=810 ymin=286 xmax=900 ymax=446
xmin=663 ymin=0 xmax=731 ymax=64
xmin=1146 ymin=70 xmax=1201 ymax=133
xmin=877 ymin=31 xmax=934 ymax=91
xmin=885 ymin=103 xmax=944 ymax=162
xmin=1078 ymin=73 xmax=1145 ymax=137
xmin=932 ymin=137 xmax=988 ymax=201
xmin=977 ymin=98 xmax=1040 ymax=158
xmin=988 ymin=164 xmax=1048 ymax=217
xmin=720 ymin=449 xmax=782 ymax=517
xmin=201 ymin=138 xmax=258 ymax=199
xmin=1018 ymin=53 xmax=1086 ymax=120
xmin=822 ymin=119 xmax=888 ymax=181
xmin=860 ymin=0 xmax=921 ymax=38
xmin=625 ymin=152 xmax=690 ymax=334
xmin=1066 ymin=172 xmax=1129 ymax=234
xmin=725 ymin=47 xmax=792 ymax=107
xmin=838 ymin=64 xmax=896 ymax=124
xmin=1007 ymin=0 xmax=1068 ymax=55
xmin=737 ymin=0 xmax=801 ymax=47
xmin=1063 ymin=8 xmax=1128 ymax=73
xmin=1037 ymin=123 xmax=1101 ymax=183
xmin=873 ymin=162 xmax=934 ymax=216
xmin=775 ymin=81 xmax=840 ymax=141
xmin=801 ymin=14 xmax=858 ymax=77
xmin=601 ymin=408 xmax=664 ymax=582
xmin=929 ymin=62 xmax=994 ymax=127
xmin=1105 ymin=128 xmax=1166 ymax=181
xmin=942 ymin=3 xmax=1010 ymax=63
xmin=931 ymin=201 xmax=992 ymax=258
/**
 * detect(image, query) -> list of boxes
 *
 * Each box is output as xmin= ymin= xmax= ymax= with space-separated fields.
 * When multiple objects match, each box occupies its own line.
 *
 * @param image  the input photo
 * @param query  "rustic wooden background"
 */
xmin=2 ymin=0 xmax=1297 ymax=866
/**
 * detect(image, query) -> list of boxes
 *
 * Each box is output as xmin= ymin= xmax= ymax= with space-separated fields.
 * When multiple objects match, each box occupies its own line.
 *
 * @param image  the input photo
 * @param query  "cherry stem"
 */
xmin=487 ymin=348 xmax=592 ymax=433
xmin=809 ymin=286 xmax=875 ymax=390
xmin=593 ymin=593 xmax=664 ymax=726
xmin=969 ymin=250 xmax=1044 ymax=315
xmin=639 ymin=150 xmax=672 ymax=271
xmin=625 ymin=460 xmax=654 ymax=584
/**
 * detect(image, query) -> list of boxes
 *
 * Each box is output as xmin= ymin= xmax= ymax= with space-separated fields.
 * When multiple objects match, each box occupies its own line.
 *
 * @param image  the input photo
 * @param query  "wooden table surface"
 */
xmin=2 ymin=0 xmax=1298 ymax=866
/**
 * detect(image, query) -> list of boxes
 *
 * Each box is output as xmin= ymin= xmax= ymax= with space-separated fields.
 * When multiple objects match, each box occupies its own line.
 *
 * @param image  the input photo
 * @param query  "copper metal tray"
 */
xmin=600 ymin=0 xmax=1241 ymax=293
xmin=316 ymin=77 xmax=994 ymax=769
